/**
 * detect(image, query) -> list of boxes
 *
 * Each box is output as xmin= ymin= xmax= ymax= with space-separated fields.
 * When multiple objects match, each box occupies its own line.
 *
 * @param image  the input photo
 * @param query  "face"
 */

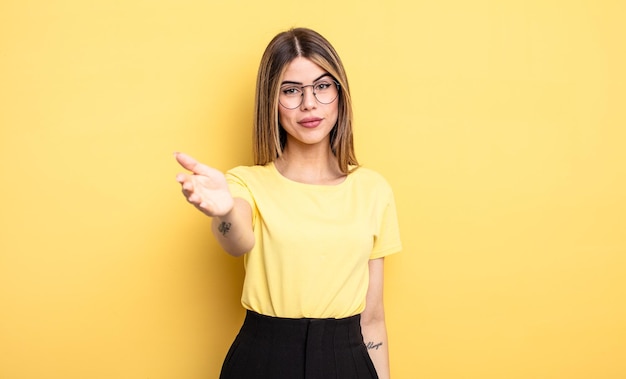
xmin=277 ymin=57 xmax=339 ymax=152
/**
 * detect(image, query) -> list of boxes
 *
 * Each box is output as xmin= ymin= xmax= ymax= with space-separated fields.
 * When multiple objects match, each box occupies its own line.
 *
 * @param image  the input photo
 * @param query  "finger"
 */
xmin=182 ymin=180 xmax=194 ymax=192
xmin=175 ymin=152 xmax=214 ymax=176
xmin=175 ymin=173 xmax=193 ymax=192
xmin=188 ymin=193 xmax=200 ymax=204
xmin=198 ymin=199 xmax=216 ymax=214
xmin=176 ymin=173 xmax=187 ymax=183
xmin=180 ymin=181 xmax=193 ymax=198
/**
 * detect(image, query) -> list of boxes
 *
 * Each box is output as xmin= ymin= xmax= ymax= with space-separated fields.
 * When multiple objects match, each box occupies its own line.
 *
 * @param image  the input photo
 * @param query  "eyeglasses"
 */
xmin=279 ymin=79 xmax=340 ymax=109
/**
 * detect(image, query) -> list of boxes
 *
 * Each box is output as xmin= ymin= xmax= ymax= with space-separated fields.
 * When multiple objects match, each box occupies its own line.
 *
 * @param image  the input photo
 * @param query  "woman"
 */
xmin=175 ymin=27 xmax=401 ymax=379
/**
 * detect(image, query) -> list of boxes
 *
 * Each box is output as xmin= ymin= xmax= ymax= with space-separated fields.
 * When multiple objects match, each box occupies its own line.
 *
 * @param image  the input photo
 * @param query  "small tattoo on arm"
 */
xmin=366 ymin=341 xmax=383 ymax=350
xmin=218 ymin=222 xmax=232 ymax=236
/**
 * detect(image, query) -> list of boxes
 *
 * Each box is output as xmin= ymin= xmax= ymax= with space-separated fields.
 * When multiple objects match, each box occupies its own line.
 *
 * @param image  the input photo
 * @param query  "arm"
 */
xmin=175 ymin=152 xmax=255 ymax=257
xmin=210 ymin=198 xmax=254 ymax=257
xmin=361 ymin=258 xmax=390 ymax=379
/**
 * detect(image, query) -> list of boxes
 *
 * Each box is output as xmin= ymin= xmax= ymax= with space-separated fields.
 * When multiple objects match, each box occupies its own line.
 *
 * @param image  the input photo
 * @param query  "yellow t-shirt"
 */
xmin=226 ymin=162 xmax=402 ymax=319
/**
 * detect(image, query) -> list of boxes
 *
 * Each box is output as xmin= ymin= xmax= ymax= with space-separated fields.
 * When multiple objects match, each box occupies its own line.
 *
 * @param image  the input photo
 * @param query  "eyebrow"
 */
xmin=281 ymin=73 xmax=332 ymax=86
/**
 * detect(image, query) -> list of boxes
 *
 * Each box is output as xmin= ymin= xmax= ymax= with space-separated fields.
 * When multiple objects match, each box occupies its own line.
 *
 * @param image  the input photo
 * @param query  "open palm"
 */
xmin=175 ymin=152 xmax=234 ymax=217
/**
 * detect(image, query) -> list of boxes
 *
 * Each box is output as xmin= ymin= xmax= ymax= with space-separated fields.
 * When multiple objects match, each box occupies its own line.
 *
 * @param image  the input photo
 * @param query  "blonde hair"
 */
xmin=253 ymin=28 xmax=358 ymax=174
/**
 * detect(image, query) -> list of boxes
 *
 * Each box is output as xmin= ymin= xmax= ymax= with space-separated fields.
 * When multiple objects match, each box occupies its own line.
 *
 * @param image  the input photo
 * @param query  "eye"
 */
xmin=281 ymin=86 xmax=301 ymax=97
xmin=315 ymin=82 xmax=333 ymax=91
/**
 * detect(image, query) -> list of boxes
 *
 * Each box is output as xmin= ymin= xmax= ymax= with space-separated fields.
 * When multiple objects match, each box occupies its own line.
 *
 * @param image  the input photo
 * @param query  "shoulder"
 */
xmin=349 ymin=166 xmax=394 ymax=192
xmin=226 ymin=163 xmax=277 ymax=188
xmin=227 ymin=163 xmax=272 ymax=178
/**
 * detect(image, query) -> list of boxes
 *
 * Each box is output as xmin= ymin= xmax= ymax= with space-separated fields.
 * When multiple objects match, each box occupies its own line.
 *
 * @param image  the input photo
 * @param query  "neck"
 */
xmin=275 ymin=145 xmax=345 ymax=185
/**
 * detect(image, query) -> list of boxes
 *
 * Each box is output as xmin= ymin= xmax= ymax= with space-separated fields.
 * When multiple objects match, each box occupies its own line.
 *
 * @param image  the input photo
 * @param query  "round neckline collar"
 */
xmin=268 ymin=161 xmax=352 ymax=189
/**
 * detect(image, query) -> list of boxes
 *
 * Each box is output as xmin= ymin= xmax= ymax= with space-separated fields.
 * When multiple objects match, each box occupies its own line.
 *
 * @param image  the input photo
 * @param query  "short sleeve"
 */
xmin=226 ymin=168 xmax=258 ymax=225
xmin=370 ymin=187 xmax=402 ymax=259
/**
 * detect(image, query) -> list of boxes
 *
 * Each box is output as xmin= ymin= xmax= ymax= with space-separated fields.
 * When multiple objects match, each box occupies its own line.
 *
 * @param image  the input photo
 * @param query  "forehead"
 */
xmin=280 ymin=57 xmax=328 ymax=83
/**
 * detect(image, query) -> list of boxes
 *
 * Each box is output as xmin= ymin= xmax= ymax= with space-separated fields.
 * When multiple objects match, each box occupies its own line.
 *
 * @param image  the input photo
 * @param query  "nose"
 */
xmin=300 ymin=85 xmax=317 ymax=110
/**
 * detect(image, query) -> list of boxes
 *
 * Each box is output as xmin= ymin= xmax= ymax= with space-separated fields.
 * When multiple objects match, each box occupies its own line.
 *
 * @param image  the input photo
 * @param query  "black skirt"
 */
xmin=219 ymin=310 xmax=379 ymax=379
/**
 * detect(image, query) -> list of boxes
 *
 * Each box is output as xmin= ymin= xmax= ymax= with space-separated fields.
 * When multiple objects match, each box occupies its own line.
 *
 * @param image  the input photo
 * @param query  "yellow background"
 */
xmin=1 ymin=1 xmax=625 ymax=378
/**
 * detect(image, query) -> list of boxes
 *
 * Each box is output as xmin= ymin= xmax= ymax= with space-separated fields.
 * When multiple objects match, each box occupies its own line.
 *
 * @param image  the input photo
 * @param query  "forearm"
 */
xmin=211 ymin=197 xmax=254 ymax=257
xmin=361 ymin=318 xmax=390 ymax=379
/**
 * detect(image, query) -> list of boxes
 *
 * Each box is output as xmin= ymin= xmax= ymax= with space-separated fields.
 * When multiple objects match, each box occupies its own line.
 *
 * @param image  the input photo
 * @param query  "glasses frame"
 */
xmin=278 ymin=80 xmax=341 ymax=110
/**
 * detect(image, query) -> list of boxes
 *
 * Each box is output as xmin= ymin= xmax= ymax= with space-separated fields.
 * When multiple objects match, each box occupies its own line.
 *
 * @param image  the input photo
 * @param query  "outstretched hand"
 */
xmin=175 ymin=152 xmax=234 ymax=217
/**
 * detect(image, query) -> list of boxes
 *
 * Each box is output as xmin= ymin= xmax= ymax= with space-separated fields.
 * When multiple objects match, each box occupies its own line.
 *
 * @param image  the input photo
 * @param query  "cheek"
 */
xmin=329 ymin=105 xmax=339 ymax=125
xmin=277 ymin=108 xmax=290 ymax=126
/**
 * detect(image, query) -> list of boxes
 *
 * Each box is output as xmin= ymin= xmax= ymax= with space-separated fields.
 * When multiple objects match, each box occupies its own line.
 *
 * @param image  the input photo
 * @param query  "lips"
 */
xmin=298 ymin=117 xmax=323 ymax=128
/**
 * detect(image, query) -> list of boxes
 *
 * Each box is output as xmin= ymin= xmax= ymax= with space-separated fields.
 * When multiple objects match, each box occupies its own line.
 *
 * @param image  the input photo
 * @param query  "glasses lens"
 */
xmin=279 ymin=86 xmax=301 ymax=109
xmin=314 ymin=82 xmax=339 ymax=104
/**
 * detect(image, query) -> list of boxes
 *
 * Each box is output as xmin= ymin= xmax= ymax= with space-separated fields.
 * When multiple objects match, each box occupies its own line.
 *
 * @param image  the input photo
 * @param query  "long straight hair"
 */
xmin=253 ymin=28 xmax=358 ymax=174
